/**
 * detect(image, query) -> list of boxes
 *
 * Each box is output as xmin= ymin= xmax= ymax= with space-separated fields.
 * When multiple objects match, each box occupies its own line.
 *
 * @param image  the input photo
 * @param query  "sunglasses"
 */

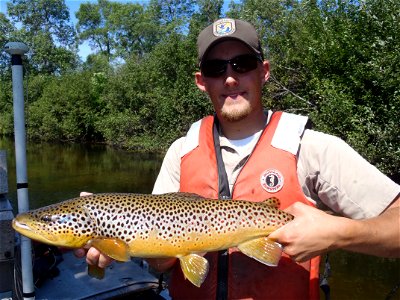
xmin=200 ymin=54 xmax=262 ymax=78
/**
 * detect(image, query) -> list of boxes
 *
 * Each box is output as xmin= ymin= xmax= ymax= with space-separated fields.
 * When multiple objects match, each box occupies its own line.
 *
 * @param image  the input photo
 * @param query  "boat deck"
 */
xmin=34 ymin=252 xmax=167 ymax=299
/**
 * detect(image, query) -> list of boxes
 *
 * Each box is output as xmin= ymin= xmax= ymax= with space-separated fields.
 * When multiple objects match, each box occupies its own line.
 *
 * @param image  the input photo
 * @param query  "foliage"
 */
xmin=0 ymin=12 xmax=16 ymax=77
xmin=0 ymin=0 xmax=399 ymax=178
xmin=6 ymin=0 xmax=79 ymax=74
xmin=27 ymin=71 xmax=103 ymax=141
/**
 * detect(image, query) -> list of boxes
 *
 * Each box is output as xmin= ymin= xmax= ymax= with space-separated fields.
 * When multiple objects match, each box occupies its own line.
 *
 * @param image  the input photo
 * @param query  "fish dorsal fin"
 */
xmin=165 ymin=192 xmax=204 ymax=200
xmin=238 ymin=237 xmax=283 ymax=267
xmin=263 ymin=197 xmax=280 ymax=208
xmin=89 ymin=237 xmax=130 ymax=262
xmin=179 ymin=254 xmax=209 ymax=287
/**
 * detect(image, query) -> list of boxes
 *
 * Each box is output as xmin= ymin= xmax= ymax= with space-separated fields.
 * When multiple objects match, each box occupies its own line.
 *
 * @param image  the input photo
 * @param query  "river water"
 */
xmin=0 ymin=138 xmax=398 ymax=300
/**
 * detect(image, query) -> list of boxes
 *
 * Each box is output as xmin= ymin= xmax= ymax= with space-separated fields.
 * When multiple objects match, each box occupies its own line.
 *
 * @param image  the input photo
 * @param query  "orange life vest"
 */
xmin=170 ymin=112 xmax=320 ymax=300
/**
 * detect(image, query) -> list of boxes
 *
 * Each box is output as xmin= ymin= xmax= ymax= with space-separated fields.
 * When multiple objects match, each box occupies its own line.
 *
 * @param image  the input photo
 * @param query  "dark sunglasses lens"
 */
xmin=201 ymin=55 xmax=260 ymax=77
xmin=231 ymin=55 xmax=259 ymax=73
xmin=201 ymin=60 xmax=227 ymax=77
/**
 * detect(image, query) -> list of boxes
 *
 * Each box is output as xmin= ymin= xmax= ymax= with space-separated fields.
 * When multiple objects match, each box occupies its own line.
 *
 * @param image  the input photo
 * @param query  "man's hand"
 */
xmin=80 ymin=191 xmax=93 ymax=197
xmin=74 ymin=247 xmax=115 ymax=268
xmin=269 ymin=197 xmax=400 ymax=261
xmin=268 ymin=202 xmax=342 ymax=262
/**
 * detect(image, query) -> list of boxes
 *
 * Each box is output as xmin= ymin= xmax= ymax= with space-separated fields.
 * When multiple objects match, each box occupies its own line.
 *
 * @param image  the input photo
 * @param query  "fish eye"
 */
xmin=41 ymin=215 xmax=52 ymax=223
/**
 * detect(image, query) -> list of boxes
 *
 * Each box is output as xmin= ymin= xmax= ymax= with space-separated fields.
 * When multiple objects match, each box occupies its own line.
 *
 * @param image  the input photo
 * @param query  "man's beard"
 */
xmin=220 ymin=103 xmax=252 ymax=122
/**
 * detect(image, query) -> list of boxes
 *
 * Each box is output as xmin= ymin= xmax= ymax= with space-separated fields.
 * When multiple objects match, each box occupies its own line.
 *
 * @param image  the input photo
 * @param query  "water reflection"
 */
xmin=0 ymin=137 xmax=399 ymax=299
xmin=324 ymin=251 xmax=399 ymax=299
xmin=0 ymin=138 xmax=162 ymax=209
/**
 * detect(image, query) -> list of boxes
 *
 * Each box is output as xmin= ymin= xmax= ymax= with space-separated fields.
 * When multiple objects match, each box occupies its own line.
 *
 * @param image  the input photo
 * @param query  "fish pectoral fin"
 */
xmin=238 ymin=237 xmax=283 ymax=267
xmin=88 ymin=264 xmax=105 ymax=279
xmin=89 ymin=237 xmax=130 ymax=262
xmin=179 ymin=254 xmax=209 ymax=287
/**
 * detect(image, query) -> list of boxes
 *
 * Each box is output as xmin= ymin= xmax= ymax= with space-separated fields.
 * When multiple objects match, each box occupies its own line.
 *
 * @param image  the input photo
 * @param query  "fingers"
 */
xmin=74 ymin=248 xmax=87 ymax=258
xmin=80 ymin=191 xmax=93 ymax=197
xmin=86 ymin=247 xmax=114 ymax=268
xmin=268 ymin=218 xmax=296 ymax=243
xmin=74 ymin=247 xmax=114 ymax=268
xmin=98 ymin=253 xmax=114 ymax=268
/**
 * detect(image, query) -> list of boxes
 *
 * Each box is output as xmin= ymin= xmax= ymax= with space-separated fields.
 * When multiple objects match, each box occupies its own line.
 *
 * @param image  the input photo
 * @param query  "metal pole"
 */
xmin=4 ymin=42 xmax=35 ymax=300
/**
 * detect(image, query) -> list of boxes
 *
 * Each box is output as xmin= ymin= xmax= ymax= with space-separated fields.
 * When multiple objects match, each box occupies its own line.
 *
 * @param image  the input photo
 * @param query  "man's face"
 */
xmin=196 ymin=40 xmax=269 ymax=123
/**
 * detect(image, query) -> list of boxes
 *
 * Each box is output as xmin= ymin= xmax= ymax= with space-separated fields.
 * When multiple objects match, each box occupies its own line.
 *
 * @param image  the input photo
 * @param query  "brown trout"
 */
xmin=12 ymin=193 xmax=293 ymax=287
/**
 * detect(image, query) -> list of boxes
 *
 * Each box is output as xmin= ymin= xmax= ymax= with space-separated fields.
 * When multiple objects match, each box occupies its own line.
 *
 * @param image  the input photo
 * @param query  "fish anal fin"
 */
xmin=262 ymin=197 xmax=280 ymax=208
xmin=179 ymin=254 xmax=209 ymax=287
xmin=89 ymin=237 xmax=130 ymax=262
xmin=238 ymin=237 xmax=283 ymax=267
xmin=88 ymin=264 xmax=105 ymax=279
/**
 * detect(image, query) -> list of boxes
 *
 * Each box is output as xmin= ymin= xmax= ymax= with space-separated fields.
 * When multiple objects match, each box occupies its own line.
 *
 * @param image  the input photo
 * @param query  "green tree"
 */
xmin=0 ymin=13 xmax=18 ymax=136
xmin=28 ymin=71 xmax=103 ymax=141
xmin=76 ymin=0 xmax=162 ymax=62
xmin=76 ymin=0 xmax=115 ymax=61
xmin=149 ymin=0 xmax=196 ymax=31
xmin=7 ymin=0 xmax=78 ymax=74
xmin=188 ymin=0 xmax=224 ymax=37
xmin=0 ymin=13 xmax=16 ymax=77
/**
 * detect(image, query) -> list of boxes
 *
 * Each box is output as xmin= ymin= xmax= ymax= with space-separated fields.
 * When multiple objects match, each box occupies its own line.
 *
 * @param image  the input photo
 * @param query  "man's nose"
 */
xmin=224 ymin=65 xmax=239 ymax=87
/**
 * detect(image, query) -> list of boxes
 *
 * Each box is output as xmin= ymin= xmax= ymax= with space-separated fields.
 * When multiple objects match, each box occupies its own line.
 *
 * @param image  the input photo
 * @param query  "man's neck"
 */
xmin=218 ymin=110 xmax=267 ymax=140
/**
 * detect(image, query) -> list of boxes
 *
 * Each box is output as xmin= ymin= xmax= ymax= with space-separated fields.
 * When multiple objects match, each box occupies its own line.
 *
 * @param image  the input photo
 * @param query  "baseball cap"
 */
xmin=197 ymin=18 xmax=263 ymax=65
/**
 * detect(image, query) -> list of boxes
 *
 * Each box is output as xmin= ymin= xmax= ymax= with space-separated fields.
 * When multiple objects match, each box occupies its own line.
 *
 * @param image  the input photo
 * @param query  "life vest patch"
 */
xmin=260 ymin=169 xmax=284 ymax=193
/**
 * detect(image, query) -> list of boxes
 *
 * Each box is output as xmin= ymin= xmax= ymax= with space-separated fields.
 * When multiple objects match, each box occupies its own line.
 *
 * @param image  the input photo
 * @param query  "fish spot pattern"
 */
xmin=20 ymin=193 xmax=293 ymax=252
xmin=61 ymin=193 xmax=293 ymax=246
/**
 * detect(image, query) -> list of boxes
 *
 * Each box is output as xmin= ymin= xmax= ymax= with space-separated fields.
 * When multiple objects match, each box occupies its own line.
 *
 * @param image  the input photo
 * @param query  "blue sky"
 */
xmin=1 ymin=0 xmax=233 ymax=60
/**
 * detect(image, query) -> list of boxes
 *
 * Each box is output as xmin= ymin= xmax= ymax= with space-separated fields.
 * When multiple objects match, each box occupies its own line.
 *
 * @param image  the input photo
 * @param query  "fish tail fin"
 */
xmin=238 ymin=237 xmax=283 ymax=266
xmin=88 ymin=264 xmax=105 ymax=279
xmin=179 ymin=254 xmax=209 ymax=287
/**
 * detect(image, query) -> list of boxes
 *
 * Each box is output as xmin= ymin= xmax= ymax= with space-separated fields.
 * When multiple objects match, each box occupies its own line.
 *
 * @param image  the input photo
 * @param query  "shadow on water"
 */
xmin=1 ymin=137 xmax=399 ymax=300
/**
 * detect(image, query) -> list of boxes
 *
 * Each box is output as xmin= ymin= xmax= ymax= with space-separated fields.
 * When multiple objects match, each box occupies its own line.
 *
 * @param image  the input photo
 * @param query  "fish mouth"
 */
xmin=12 ymin=219 xmax=31 ymax=231
xmin=12 ymin=218 xmax=59 ymax=245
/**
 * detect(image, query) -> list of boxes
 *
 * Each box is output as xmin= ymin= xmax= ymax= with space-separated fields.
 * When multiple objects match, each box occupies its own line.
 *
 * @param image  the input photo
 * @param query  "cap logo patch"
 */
xmin=260 ymin=169 xmax=284 ymax=193
xmin=213 ymin=18 xmax=236 ymax=37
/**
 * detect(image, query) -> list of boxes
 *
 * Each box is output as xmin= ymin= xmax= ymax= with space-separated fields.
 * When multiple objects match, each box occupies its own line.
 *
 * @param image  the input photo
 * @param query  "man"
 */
xmin=77 ymin=18 xmax=400 ymax=299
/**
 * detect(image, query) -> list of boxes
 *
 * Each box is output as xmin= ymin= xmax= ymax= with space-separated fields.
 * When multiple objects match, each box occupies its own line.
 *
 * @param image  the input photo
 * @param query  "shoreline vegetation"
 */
xmin=1 ymin=0 xmax=399 ymax=179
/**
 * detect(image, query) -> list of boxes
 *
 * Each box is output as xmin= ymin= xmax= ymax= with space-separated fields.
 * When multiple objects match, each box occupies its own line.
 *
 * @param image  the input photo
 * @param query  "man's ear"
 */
xmin=195 ymin=71 xmax=207 ymax=92
xmin=261 ymin=61 xmax=270 ymax=84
